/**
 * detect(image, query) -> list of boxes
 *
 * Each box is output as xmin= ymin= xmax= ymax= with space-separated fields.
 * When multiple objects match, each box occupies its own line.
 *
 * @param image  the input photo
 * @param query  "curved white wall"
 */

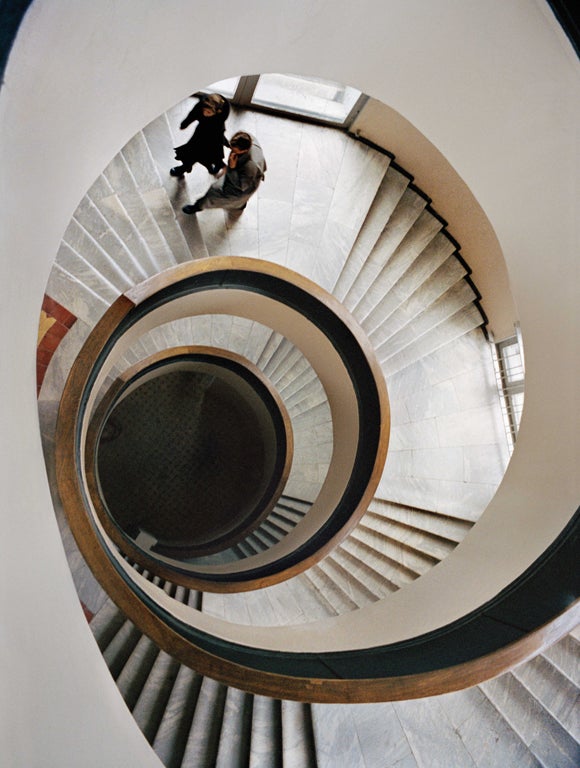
xmin=0 ymin=1 xmax=578 ymax=765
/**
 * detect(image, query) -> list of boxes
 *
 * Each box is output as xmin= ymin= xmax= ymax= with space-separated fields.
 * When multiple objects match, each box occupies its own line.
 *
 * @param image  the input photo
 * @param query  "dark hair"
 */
xmin=203 ymin=93 xmax=229 ymax=116
xmin=230 ymin=131 xmax=252 ymax=151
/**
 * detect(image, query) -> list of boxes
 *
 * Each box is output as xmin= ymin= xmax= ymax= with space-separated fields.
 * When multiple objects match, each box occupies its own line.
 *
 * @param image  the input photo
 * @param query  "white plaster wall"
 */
xmin=0 ymin=0 xmax=578 ymax=764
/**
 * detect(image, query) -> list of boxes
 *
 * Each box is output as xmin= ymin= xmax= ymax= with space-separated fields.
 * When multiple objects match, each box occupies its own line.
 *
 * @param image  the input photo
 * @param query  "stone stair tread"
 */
xmin=381 ymin=303 xmax=484 ymax=376
xmin=153 ymin=663 xmax=203 ymax=767
xmin=481 ymin=672 xmax=580 ymax=768
xmin=356 ymin=206 xmax=445 ymax=326
xmin=91 ymin=188 xmax=159 ymax=278
xmin=281 ymin=700 xmax=317 ymax=768
xmin=374 ymin=279 xmax=477 ymax=361
xmin=72 ymin=195 xmax=146 ymax=286
xmin=215 ymin=686 xmax=253 ymax=768
xmin=512 ymin=654 xmax=580 ymax=741
xmin=181 ymin=677 xmax=228 ymax=767
xmin=318 ymin=552 xmax=381 ymax=606
xmin=367 ymin=253 xmax=467 ymax=345
xmin=305 ymin=564 xmax=359 ymax=613
xmin=333 ymin=165 xmax=410 ymax=302
xmin=115 ymin=633 xmax=160 ymax=710
xmin=543 ymin=634 xmax=580 ymax=687
xmin=344 ymin=186 xmax=428 ymax=313
xmin=249 ymin=695 xmax=283 ymax=768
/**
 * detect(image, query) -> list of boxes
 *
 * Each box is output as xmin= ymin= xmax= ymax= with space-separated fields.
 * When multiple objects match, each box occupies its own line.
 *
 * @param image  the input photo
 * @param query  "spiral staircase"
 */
xmin=34 ymin=97 xmax=580 ymax=768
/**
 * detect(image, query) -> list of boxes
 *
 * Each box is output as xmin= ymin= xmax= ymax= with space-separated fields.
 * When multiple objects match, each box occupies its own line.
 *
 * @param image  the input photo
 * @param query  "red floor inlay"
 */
xmin=37 ymin=295 xmax=77 ymax=396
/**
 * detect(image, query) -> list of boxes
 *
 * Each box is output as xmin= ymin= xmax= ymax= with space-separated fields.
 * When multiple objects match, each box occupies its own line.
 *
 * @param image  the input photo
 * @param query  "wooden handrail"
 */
xmin=57 ymin=257 xmax=390 ymax=592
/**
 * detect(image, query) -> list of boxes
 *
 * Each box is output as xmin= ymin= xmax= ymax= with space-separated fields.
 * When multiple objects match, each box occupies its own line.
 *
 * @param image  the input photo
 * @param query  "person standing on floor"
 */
xmin=170 ymin=92 xmax=230 ymax=178
xmin=182 ymin=131 xmax=266 ymax=214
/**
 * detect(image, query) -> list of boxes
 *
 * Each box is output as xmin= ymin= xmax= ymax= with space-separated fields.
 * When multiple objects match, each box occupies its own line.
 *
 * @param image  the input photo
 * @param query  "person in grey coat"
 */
xmin=182 ymin=131 xmax=266 ymax=214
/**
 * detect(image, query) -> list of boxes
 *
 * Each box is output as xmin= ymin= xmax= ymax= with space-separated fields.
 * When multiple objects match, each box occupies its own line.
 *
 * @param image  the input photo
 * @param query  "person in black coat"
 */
xmin=170 ymin=93 xmax=230 ymax=178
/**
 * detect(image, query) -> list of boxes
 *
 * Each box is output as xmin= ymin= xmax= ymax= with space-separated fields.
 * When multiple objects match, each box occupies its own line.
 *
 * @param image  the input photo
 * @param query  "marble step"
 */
xmin=215 ymin=686 xmax=253 ymax=768
xmin=311 ymin=702 xmax=368 ymax=768
xmin=115 ymin=633 xmax=161 ymax=710
xmin=254 ymin=517 xmax=293 ymax=546
xmin=374 ymin=280 xmax=478 ymax=363
xmin=88 ymin=171 xmax=162 ymax=278
xmin=543 ymin=634 xmax=580 ymax=687
xmin=50 ymin=243 xmax=117 ymax=325
xmin=102 ymin=619 xmax=143 ymax=679
xmin=361 ymin=230 xmax=457 ymax=335
xmin=276 ymin=364 xmax=321 ymax=406
xmin=304 ymin=564 xmax=359 ymax=613
xmin=480 ymin=673 xmax=580 ymax=768
xmin=131 ymin=649 xmax=182 ymax=743
xmin=345 ymin=529 xmax=420 ymax=589
xmin=256 ymin=331 xmax=288 ymax=370
xmin=251 ymin=526 xmax=279 ymax=550
xmin=281 ymin=701 xmax=317 ymax=768
xmin=381 ymin=303 xmax=484 ymax=377
xmin=361 ymin=510 xmax=458 ymax=562
xmin=365 ymin=253 xmax=468 ymax=347
xmin=334 ymin=538 xmax=400 ymax=598
xmin=301 ymin=138 xmax=392 ymax=294
xmin=342 ymin=186 xmax=429 ymax=313
xmin=332 ymin=165 xmax=410 ymax=302
xmin=89 ymin=599 xmax=126 ymax=651
xmin=73 ymin=192 xmax=150 ymax=285
xmin=351 ymin=205 xmax=444 ymax=324
xmin=249 ymin=695 xmax=283 ymax=768
xmin=262 ymin=337 xmax=301 ymax=381
xmin=102 ymin=152 xmax=177 ymax=274
xmin=355 ymin=520 xmax=438 ymax=575
xmin=512 ymin=654 xmax=580 ymax=742
xmin=65 ymin=207 xmax=139 ymax=292
xmin=316 ymin=551 xmax=381 ymax=606
xmin=153 ymin=663 xmax=204 ymax=768
xmin=245 ymin=532 xmax=271 ymax=554
xmin=368 ymin=499 xmax=474 ymax=544
xmin=181 ymin=676 xmax=228 ymax=767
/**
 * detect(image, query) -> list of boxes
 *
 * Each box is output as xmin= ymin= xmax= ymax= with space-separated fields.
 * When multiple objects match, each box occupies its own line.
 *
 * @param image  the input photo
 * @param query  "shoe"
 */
xmin=170 ymin=166 xmax=186 ymax=177
xmin=182 ymin=202 xmax=202 ymax=214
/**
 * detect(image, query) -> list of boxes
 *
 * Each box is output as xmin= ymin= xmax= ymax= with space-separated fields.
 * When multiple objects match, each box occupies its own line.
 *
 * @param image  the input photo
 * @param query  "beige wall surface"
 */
xmin=0 ymin=1 xmax=578 ymax=765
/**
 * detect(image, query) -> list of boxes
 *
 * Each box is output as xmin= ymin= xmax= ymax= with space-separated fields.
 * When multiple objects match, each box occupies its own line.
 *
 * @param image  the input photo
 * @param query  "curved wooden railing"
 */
xmin=57 ymin=257 xmax=390 ymax=592
xmin=55 ymin=256 xmax=579 ymax=702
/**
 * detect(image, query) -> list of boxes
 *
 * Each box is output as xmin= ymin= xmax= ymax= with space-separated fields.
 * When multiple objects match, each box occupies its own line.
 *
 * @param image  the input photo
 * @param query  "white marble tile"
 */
xmin=63 ymin=218 xmax=132 ymax=293
xmin=92 ymin=191 xmax=159 ymax=276
xmin=74 ymin=195 xmax=147 ymax=284
xmin=346 ymin=188 xmax=427 ymax=315
xmin=464 ymin=443 xmax=509 ymax=484
xmin=389 ymin=419 xmax=439 ymax=451
xmin=411 ymin=446 xmax=464 ymax=482
xmin=436 ymin=403 xmax=506 ymax=448
xmin=382 ymin=304 xmax=483 ymax=376
xmin=296 ymin=122 xmax=347 ymax=189
xmin=141 ymin=187 xmax=193 ymax=264
xmin=256 ymin=197 xmax=293 ymax=266
xmin=54 ymin=242 xmax=119 ymax=308
xmin=394 ymin=698 xmax=478 ymax=768
xmin=349 ymin=701 xmax=413 ymax=768
xmin=121 ymin=130 xmax=162 ymax=192
xmin=333 ymin=166 xmax=409 ymax=300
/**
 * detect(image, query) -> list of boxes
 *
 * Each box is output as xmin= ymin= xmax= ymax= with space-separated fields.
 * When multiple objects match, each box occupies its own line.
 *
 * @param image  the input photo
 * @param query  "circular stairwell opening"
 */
xmin=96 ymin=353 xmax=292 ymax=558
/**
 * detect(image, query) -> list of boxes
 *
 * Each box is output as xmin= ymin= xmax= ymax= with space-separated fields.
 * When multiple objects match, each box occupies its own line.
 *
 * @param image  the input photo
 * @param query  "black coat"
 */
xmin=174 ymin=98 xmax=230 ymax=172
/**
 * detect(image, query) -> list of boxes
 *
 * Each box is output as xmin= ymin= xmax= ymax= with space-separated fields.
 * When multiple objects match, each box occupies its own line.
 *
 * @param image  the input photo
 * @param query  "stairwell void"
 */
xmin=37 ymin=74 xmax=578 ymax=734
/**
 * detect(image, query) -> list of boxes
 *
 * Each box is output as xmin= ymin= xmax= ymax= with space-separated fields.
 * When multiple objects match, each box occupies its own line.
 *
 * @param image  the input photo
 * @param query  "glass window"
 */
xmin=205 ymin=76 xmax=239 ymax=99
xmin=492 ymin=334 xmax=525 ymax=452
xmin=251 ymin=73 xmax=362 ymax=123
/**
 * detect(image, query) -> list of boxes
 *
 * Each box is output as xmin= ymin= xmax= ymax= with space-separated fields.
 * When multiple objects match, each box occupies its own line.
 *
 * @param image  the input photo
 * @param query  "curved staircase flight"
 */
xmin=37 ymin=100 xmax=578 ymax=767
